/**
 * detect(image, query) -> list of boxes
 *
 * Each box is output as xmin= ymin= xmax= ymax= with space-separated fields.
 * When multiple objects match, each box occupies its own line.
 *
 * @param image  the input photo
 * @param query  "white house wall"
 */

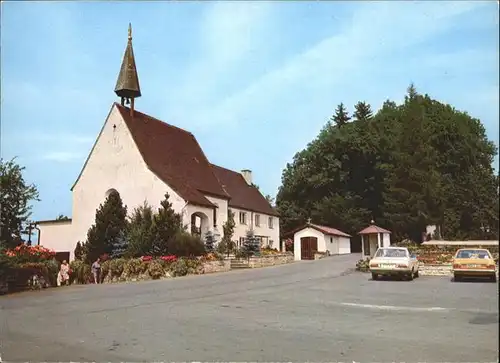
xmin=338 ymin=237 xmax=351 ymax=254
xmin=37 ymin=222 xmax=74 ymax=258
xmin=204 ymin=195 xmax=229 ymax=239
xmin=293 ymin=227 xmax=325 ymax=261
xmin=231 ymin=207 xmax=280 ymax=249
xmin=382 ymin=233 xmax=391 ymax=247
xmin=71 ymin=104 xmax=185 ymax=252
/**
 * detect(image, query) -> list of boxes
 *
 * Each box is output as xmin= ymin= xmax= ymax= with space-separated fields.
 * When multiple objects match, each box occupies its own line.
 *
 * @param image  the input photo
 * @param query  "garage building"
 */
xmin=293 ymin=221 xmax=352 ymax=261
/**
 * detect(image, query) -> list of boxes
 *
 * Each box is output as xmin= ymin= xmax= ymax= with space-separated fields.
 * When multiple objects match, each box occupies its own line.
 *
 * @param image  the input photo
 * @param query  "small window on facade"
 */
xmin=268 ymin=217 xmax=274 ymax=229
xmin=255 ymin=214 xmax=260 ymax=227
xmin=239 ymin=212 xmax=247 ymax=225
xmin=239 ymin=237 xmax=245 ymax=247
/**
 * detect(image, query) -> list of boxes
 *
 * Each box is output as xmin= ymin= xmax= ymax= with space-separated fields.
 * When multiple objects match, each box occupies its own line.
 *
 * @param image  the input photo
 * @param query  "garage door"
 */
xmin=300 ymin=237 xmax=318 ymax=260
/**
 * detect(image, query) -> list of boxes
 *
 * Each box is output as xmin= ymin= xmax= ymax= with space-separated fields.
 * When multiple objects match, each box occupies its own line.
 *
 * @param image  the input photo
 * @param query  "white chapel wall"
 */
xmin=71 ymin=105 xmax=185 ymax=253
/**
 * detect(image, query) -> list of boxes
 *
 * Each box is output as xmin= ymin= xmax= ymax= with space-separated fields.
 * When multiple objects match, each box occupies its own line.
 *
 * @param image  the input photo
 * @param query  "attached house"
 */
xmin=36 ymin=25 xmax=279 ymax=260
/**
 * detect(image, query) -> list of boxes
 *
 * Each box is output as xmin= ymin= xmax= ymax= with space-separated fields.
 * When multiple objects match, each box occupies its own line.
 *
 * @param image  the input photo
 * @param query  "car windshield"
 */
xmin=456 ymin=250 xmax=491 ymax=259
xmin=375 ymin=248 xmax=408 ymax=258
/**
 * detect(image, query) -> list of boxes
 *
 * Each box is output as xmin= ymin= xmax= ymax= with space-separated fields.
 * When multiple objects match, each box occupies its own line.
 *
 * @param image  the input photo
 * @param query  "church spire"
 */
xmin=115 ymin=23 xmax=141 ymax=116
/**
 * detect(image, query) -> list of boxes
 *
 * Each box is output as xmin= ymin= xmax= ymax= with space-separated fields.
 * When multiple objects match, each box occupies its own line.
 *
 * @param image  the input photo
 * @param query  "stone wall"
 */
xmin=419 ymin=264 xmax=453 ymax=276
xmin=247 ymin=254 xmax=294 ymax=268
xmin=202 ymin=260 xmax=231 ymax=274
xmin=419 ymin=264 xmax=499 ymax=277
xmin=314 ymin=252 xmax=328 ymax=260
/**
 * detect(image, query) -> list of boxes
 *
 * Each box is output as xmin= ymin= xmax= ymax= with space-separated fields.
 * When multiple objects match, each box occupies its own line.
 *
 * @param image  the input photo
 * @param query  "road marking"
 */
xmin=340 ymin=302 xmax=451 ymax=312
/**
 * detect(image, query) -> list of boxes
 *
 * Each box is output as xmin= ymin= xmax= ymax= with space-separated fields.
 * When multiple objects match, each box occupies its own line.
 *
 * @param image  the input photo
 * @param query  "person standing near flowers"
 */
xmin=58 ymin=260 xmax=71 ymax=286
xmin=91 ymin=257 xmax=101 ymax=284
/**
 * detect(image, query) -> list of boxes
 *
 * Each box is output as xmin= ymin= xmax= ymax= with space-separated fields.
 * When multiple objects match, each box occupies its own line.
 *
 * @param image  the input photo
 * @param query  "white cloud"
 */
xmin=168 ymin=1 xmax=275 ymax=123
xmin=41 ymin=151 xmax=83 ymax=162
xmin=191 ymin=1 xmax=489 ymax=129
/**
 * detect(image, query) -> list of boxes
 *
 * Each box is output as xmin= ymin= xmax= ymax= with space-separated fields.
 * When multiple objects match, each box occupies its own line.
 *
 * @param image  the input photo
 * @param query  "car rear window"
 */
xmin=375 ymin=248 xmax=408 ymax=258
xmin=456 ymin=250 xmax=491 ymax=259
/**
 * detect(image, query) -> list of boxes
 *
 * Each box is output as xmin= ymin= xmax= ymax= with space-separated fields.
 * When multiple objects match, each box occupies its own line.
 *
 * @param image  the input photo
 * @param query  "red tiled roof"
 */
xmin=309 ymin=223 xmax=352 ymax=237
xmin=116 ymin=103 xmax=230 ymax=208
xmin=358 ymin=224 xmax=391 ymax=235
xmin=211 ymin=164 xmax=279 ymax=216
xmin=288 ymin=223 xmax=351 ymax=237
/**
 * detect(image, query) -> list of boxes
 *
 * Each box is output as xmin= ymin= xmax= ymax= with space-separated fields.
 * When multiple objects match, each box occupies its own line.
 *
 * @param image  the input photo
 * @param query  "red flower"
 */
xmin=160 ymin=255 xmax=177 ymax=262
xmin=141 ymin=256 xmax=153 ymax=262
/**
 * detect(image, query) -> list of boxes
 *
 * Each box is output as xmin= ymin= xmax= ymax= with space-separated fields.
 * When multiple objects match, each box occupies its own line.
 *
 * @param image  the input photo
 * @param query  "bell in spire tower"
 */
xmin=115 ymin=23 xmax=141 ymax=115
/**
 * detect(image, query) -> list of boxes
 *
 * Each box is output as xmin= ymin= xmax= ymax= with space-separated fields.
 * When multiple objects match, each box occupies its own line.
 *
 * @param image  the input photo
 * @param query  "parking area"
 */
xmin=1 ymin=255 xmax=498 ymax=362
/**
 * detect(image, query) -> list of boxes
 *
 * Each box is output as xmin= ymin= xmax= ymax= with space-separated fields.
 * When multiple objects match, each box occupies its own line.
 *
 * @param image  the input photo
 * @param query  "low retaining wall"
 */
xmin=202 ymin=260 xmax=231 ymax=274
xmin=419 ymin=264 xmax=499 ymax=277
xmin=419 ymin=264 xmax=453 ymax=276
xmin=247 ymin=254 xmax=294 ymax=268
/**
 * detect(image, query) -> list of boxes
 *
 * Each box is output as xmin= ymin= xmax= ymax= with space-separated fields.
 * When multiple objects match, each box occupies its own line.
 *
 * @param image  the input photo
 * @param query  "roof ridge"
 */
xmin=114 ymin=102 xmax=195 ymax=136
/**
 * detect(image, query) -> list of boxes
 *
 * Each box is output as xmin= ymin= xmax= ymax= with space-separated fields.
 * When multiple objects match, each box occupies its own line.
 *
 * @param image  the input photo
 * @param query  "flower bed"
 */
xmin=1 ymin=245 xmax=59 ymax=294
xmin=69 ymin=253 xmax=230 ymax=284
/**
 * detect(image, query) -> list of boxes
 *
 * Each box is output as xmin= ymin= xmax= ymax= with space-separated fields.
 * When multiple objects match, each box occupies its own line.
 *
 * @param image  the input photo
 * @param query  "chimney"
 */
xmin=241 ymin=169 xmax=252 ymax=185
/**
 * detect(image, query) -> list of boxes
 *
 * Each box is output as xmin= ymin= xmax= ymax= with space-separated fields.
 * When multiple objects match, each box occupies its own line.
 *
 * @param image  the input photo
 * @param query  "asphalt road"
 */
xmin=1 ymin=254 xmax=498 ymax=362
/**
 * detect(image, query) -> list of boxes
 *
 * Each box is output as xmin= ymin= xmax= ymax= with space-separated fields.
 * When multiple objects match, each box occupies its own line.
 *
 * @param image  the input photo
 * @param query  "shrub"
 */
xmin=216 ymin=239 xmax=236 ymax=256
xmin=123 ymin=258 xmax=147 ymax=277
xmin=147 ymin=260 xmax=164 ymax=280
xmin=100 ymin=260 xmax=111 ymax=280
xmin=109 ymin=258 xmax=127 ymax=278
xmin=184 ymin=258 xmax=202 ymax=274
xmin=43 ymin=259 xmax=59 ymax=286
xmin=70 ymin=260 xmax=92 ymax=284
xmin=169 ymin=232 xmax=205 ymax=257
xmin=170 ymin=259 xmax=188 ymax=277
xmin=355 ymin=258 xmax=370 ymax=272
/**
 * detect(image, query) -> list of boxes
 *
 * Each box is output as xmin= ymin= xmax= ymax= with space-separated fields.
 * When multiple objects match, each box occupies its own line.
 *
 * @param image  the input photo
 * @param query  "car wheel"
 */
xmin=407 ymin=271 xmax=414 ymax=281
xmin=372 ymin=273 xmax=378 ymax=281
xmin=414 ymin=269 xmax=419 ymax=278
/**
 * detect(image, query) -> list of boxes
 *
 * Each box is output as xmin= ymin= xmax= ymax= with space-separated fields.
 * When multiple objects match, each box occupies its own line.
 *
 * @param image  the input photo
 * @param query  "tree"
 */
xmin=276 ymin=84 xmax=499 ymax=243
xmin=330 ymin=103 xmax=351 ymax=128
xmin=84 ymin=190 xmax=128 ymax=263
xmin=265 ymin=194 xmax=275 ymax=206
xmin=218 ymin=209 xmax=236 ymax=256
xmin=0 ymin=158 xmax=40 ymax=249
xmin=126 ymin=201 xmax=156 ymax=257
xmin=74 ymin=241 xmax=84 ymax=261
xmin=242 ymin=229 xmax=260 ymax=257
xmin=151 ymin=193 xmax=183 ymax=256
xmin=204 ymin=230 xmax=216 ymax=253
xmin=56 ymin=214 xmax=70 ymax=221
xmin=353 ymin=101 xmax=373 ymax=121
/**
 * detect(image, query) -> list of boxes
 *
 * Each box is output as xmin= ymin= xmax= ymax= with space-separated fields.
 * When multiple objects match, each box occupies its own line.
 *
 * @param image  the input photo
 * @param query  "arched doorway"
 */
xmin=300 ymin=236 xmax=318 ymax=260
xmin=190 ymin=212 xmax=210 ymax=239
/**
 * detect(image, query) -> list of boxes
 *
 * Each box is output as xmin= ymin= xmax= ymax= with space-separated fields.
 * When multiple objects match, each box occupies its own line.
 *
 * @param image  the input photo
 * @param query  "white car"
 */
xmin=369 ymin=247 xmax=419 ymax=281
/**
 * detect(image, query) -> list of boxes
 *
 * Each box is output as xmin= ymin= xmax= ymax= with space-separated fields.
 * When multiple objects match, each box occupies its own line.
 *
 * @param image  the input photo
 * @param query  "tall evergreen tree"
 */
xmin=151 ymin=193 xmax=183 ymax=256
xmin=126 ymin=201 xmax=156 ymax=257
xmin=331 ymin=103 xmax=351 ymax=128
xmin=242 ymin=229 xmax=260 ymax=257
xmin=204 ymin=230 xmax=216 ymax=253
xmin=353 ymin=101 xmax=373 ymax=121
xmin=84 ymin=190 xmax=128 ymax=263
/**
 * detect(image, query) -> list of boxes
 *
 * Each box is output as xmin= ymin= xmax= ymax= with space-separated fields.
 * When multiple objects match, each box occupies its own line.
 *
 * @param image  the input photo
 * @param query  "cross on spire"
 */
xmin=307 ymin=217 xmax=312 ymax=225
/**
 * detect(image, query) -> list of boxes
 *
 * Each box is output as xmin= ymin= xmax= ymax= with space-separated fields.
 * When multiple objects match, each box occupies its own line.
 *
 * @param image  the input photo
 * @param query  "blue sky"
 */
xmin=1 ymin=1 xmax=499 ymax=222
